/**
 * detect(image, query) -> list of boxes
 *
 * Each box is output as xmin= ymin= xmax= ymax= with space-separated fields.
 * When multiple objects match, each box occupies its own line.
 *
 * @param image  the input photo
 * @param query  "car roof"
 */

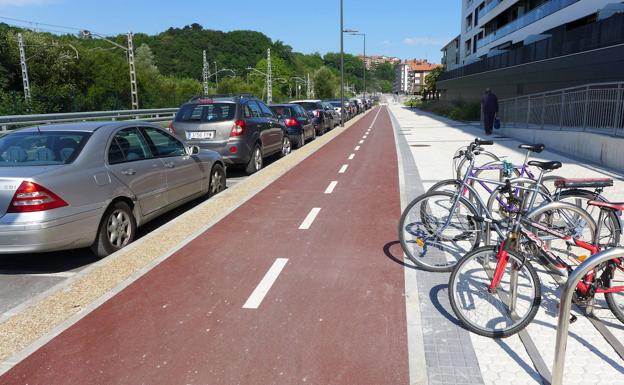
xmin=14 ymin=121 xmax=159 ymax=133
xmin=269 ymin=103 xmax=299 ymax=107
xmin=291 ymin=100 xmax=321 ymax=103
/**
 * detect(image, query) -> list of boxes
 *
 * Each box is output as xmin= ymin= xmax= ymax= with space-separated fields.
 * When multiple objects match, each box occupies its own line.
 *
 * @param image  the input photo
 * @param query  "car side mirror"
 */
xmin=187 ymin=145 xmax=200 ymax=156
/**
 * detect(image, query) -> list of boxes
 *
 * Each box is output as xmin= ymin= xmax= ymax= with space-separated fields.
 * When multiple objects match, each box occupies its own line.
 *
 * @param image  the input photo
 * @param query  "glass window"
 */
xmin=257 ymin=101 xmax=274 ymax=118
xmin=108 ymin=127 xmax=151 ymax=164
xmin=269 ymin=106 xmax=292 ymax=118
xmin=140 ymin=127 xmax=186 ymax=157
xmin=0 ymin=131 xmax=90 ymax=167
xmin=175 ymin=103 xmax=236 ymax=122
xmin=296 ymin=106 xmax=308 ymax=118
xmin=247 ymin=101 xmax=262 ymax=118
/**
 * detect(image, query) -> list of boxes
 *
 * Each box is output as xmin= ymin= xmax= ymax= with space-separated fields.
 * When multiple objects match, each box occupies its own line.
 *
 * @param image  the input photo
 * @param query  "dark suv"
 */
xmin=291 ymin=100 xmax=335 ymax=135
xmin=170 ymin=95 xmax=291 ymax=174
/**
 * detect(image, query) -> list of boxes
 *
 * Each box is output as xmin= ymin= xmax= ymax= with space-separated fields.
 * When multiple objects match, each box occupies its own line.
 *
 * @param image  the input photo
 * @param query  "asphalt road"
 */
xmin=1 ymin=105 xmax=411 ymax=385
xmin=0 ymin=154 xmax=279 ymax=316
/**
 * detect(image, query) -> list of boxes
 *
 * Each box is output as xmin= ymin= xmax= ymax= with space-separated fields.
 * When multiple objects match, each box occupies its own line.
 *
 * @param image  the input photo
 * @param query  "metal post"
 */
xmin=614 ymin=85 xmax=623 ymax=136
xmin=363 ymin=33 xmax=366 ymax=100
xmin=552 ymin=247 xmax=624 ymax=385
xmin=582 ymin=86 xmax=590 ymax=131
xmin=127 ymin=32 xmax=139 ymax=110
xmin=306 ymin=73 xmax=311 ymax=99
xmin=17 ymin=33 xmax=31 ymax=105
xmin=202 ymin=50 xmax=209 ymax=96
xmin=214 ymin=61 xmax=218 ymax=87
xmin=267 ymin=49 xmax=272 ymax=104
xmin=340 ymin=0 xmax=345 ymax=127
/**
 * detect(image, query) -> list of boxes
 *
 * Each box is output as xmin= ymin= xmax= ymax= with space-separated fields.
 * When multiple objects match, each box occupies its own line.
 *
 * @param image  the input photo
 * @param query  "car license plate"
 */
xmin=187 ymin=131 xmax=215 ymax=140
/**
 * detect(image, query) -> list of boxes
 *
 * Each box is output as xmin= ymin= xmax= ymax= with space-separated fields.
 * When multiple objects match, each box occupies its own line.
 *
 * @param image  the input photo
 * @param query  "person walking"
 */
xmin=481 ymin=88 xmax=498 ymax=136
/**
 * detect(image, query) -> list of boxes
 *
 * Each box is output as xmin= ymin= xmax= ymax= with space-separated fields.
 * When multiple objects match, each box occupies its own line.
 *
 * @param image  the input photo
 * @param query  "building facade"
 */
xmin=438 ymin=0 xmax=624 ymax=100
xmin=441 ymin=35 xmax=461 ymax=70
xmin=357 ymin=55 xmax=401 ymax=70
xmin=393 ymin=59 xmax=443 ymax=94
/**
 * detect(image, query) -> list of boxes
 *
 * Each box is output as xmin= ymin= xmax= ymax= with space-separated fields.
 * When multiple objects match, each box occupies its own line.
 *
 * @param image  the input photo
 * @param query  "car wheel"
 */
xmin=246 ymin=144 xmax=263 ymax=175
xmin=280 ymin=136 xmax=292 ymax=157
xmin=208 ymin=163 xmax=226 ymax=197
xmin=298 ymin=132 xmax=305 ymax=148
xmin=91 ymin=201 xmax=137 ymax=258
xmin=312 ymin=127 xmax=317 ymax=140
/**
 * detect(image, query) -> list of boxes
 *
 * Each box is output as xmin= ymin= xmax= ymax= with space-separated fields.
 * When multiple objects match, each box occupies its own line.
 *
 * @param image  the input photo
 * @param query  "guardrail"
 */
xmin=552 ymin=247 xmax=624 ymax=385
xmin=0 ymin=108 xmax=179 ymax=131
xmin=498 ymin=82 xmax=624 ymax=137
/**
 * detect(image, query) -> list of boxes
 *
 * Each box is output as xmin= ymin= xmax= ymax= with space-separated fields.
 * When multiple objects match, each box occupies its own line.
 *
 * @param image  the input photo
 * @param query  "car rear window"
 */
xmin=0 ymin=131 xmax=90 ymax=166
xmin=295 ymin=102 xmax=320 ymax=111
xmin=329 ymin=102 xmax=341 ymax=107
xmin=269 ymin=106 xmax=293 ymax=118
xmin=175 ymin=103 xmax=236 ymax=123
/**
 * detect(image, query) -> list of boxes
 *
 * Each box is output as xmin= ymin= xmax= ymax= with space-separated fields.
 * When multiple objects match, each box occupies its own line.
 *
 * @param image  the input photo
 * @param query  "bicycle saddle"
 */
xmin=528 ymin=160 xmax=562 ymax=170
xmin=518 ymin=144 xmax=544 ymax=153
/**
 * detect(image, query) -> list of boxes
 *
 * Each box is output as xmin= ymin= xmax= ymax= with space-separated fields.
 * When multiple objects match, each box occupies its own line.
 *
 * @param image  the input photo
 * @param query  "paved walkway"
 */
xmin=389 ymin=101 xmax=624 ymax=385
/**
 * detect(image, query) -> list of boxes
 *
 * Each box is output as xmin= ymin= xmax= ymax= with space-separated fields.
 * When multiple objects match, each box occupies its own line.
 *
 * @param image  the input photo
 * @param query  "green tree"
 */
xmin=423 ymin=66 xmax=444 ymax=100
xmin=313 ymin=67 xmax=337 ymax=99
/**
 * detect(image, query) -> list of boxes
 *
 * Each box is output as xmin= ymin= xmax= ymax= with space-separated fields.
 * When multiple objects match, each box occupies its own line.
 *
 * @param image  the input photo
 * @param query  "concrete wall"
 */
xmin=437 ymin=43 xmax=624 ymax=101
xmin=500 ymin=126 xmax=624 ymax=171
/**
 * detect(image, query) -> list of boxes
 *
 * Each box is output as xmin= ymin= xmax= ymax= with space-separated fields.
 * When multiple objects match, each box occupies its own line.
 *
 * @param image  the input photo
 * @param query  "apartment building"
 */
xmin=357 ymin=55 xmax=401 ymax=70
xmin=393 ymin=59 xmax=443 ymax=94
xmin=438 ymin=0 xmax=624 ymax=100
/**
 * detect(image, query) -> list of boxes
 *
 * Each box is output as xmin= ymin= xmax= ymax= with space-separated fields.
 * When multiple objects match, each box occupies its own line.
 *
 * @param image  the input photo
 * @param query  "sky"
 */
xmin=0 ymin=0 xmax=460 ymax=63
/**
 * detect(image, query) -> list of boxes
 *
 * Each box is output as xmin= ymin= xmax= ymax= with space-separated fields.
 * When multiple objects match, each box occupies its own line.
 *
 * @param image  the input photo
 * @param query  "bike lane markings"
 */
xmin=359 ymin=140 xmax=364 ymax=144
xmin=242 ymin=258 xmax=289 ymax=309
xmin=324 ymin=181 xmax=338 ymax=194
xmin=354 ymin=146 xmax=360 ymax=151
xmin=348 ymin=154 xmax=355 ymax=160
xmin=299 ymin=207 xmax=321 ymax=230
xmin=339 ymin=164 xmax=348 ymax=174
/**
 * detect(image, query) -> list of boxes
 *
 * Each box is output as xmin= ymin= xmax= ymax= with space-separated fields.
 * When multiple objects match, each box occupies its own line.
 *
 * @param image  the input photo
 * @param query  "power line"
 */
xmin=0 ymin=16 xmax=83 ymax=32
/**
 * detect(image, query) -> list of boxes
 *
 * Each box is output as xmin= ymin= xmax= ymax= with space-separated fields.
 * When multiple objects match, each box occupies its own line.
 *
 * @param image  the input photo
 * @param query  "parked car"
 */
xmin=170 ymin=95 xmax=291 ymax=175
xmin=352 ymin=98 xmax=365 ymax=114
xmin=328 ymin=100 xmax=350 ymax=122
xmin=269 ymin=104 xmax=316 ymax=148
xmin=291 ymin=100 xmax=334 ymax=135
xmin=321 ymin=102 xmax=340 ymax=128
xmin=0 ymin=122 xmax=226 ymax=257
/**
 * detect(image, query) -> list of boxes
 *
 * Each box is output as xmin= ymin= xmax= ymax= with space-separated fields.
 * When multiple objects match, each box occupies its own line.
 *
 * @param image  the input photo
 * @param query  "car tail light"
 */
xmin=284 ymin=118 xmax=298 ymax=126
xmin=167 ymin=121 xmax=176 ymax=135
xmin=230 ymin=119 xmax=246 ymax=137
xmin=7 ymin=181 xmax=68 ymax=213
xmin=313 ymin=109 xmax=321 ymax=118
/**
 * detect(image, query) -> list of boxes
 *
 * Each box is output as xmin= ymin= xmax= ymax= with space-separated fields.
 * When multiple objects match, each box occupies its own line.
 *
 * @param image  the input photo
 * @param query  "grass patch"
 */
xmin=405 ymin=99 xmax=480 ymax=122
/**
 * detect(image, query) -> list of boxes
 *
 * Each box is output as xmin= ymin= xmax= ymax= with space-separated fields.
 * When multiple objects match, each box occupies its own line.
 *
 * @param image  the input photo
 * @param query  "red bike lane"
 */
xmin=1 ymin=106 xmax=409 ymax=385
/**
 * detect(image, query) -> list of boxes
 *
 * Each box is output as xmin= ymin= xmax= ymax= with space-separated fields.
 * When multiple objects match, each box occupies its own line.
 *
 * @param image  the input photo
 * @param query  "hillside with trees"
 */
xmin=0 ymin=23 xmax=395 ymax=115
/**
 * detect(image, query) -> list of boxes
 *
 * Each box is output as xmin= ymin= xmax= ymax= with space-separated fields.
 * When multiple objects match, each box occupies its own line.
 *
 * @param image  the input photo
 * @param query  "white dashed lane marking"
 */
xmin=299 ymin=208 xmax=321 ymax=230
xmin=354 ymin=146 xmax=360 ymax=151
xmin=348 ymin=154 xmax=355 ymax=160
xmin=324 ymin=181 xmax=338 ymax=194
xmin=242 ymin=258 xmax=289 ymax=309
xmin=359 ymin=140 xmax=364 ymax=144
xmin=339 ymin=164 xmax=348 ymax=174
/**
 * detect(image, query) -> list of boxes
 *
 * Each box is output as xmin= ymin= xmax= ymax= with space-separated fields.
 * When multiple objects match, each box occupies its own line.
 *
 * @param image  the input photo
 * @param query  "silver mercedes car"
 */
xmin=0 ymin=121 xmax=226 ymax=257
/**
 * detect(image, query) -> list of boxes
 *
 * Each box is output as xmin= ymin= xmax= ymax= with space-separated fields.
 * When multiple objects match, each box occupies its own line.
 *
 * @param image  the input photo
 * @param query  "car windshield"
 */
xmin=295 ymin=102 xmax=319 ymax=111
xmin=269 ymin=106 xmax=293 ymax=118
xmin=0 ymin=130 xmax=90 ymax=167
xmin=329 ymin=102 xmax=341 ymax=107
xmin=175 ymin=102 xmax=236 ymax=123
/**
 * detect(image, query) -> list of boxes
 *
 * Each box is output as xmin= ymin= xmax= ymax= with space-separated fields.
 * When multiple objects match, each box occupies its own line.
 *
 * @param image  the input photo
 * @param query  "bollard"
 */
xmin=551 ymin=247 xmax=624 ymax=385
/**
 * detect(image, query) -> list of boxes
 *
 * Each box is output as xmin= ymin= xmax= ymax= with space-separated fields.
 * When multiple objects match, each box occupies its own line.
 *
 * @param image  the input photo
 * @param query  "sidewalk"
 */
xmin=389 ymin=102 xmax=624 ymax=385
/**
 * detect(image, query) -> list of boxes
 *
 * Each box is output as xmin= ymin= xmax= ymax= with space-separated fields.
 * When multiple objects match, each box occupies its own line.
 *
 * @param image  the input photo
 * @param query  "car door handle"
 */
xmin=121 ymin=168 xmax=136 ymax=176
xmin=164 ymin=162 xmax=175 ymax=168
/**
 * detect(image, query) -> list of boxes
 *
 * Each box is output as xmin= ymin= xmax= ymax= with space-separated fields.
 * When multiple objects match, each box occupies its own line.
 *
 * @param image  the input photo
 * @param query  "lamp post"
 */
xmin=347 ymin=31 xmax=366 ymax=100
xmin=340 ymin=0 xmax=345 ymax=127
xmin=247 ymin=66 xmax=270 ymax=103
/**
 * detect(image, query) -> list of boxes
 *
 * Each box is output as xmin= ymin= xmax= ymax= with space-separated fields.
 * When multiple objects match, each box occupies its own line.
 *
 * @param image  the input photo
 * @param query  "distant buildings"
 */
xmin=392 ymin=59 xmax=443 ymax=95
xmin=357 ymin=55 xmax=401 ymax=70
xmin=438 ymin=0 xmax=624 ymax=100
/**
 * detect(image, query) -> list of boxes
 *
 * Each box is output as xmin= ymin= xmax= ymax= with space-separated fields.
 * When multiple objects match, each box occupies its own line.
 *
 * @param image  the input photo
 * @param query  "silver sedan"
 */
xmin=0 ymin=121 xmax=226 ymax=257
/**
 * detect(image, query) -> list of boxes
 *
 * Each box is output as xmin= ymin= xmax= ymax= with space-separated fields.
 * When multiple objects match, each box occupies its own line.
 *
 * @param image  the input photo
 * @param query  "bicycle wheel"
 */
xmin=449 ymin=246 xmax=541 ymax=338
xmin=399 ymin=191 xmax=482 ymax=272
xmin=605 ymin=260 xmax=624 ymax=324
xmin=455 ymin=150 xmax=500 ymax=180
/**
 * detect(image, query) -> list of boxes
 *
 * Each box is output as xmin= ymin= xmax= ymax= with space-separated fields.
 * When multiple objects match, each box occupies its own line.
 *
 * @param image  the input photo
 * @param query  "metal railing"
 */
xmin=552 ymin=247 xmax=624 ymax=385
xmin=0 ymin=107 xmax=179 ymax=131
xmin=499 ymin=82 xmax=624 ymax=137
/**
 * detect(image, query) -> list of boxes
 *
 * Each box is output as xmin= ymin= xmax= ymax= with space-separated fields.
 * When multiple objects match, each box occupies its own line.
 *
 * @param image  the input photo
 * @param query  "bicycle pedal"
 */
xmin=569 ymin=314 xmax=578 ymax=324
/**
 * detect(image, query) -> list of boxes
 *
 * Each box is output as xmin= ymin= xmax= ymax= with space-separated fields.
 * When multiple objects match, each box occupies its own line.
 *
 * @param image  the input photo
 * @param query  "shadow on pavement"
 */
xmin=383 ymin=240 xmax=416 ymax=269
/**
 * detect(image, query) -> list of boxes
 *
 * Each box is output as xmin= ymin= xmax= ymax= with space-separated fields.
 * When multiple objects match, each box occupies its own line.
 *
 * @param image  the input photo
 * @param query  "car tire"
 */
xmin=246 ymin=144 xmax=263 ymax=175
xmin=312 ymin=127 xmax=317 ymax=140
xmin=208 ymin=163 xmax=226 ymax=197
xmin=91 ymin=201 xmax=137 ymax=258
xmin=298 ymin=132 xmax=305 ymax=149
xmin=280 ymin=136 xmax=292 ymax=158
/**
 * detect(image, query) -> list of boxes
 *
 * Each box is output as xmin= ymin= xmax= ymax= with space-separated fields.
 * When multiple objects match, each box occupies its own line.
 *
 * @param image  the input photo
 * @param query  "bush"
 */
xmin=412 ymin=99 xmax=480 ymax=122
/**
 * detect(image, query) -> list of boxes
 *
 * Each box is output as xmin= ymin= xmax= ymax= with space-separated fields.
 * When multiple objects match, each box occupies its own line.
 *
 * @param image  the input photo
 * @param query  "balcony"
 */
xmin=481 ymin=0 xmax=503 ymax=18
xmin=477 ymin=0 xmax=580 ymax=49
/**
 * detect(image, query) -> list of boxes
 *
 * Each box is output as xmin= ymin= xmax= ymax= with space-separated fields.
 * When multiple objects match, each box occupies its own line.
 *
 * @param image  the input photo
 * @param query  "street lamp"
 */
xmin=347 ymin=30 xmax=366 ymax=101
xmin=247 ymin=66 xmax=271 ymax=103
xmin=340 ymin=0 xmax=345 ymax=127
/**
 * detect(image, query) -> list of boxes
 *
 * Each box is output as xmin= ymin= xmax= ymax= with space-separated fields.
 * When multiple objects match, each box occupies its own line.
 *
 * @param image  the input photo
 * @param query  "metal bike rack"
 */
xmin=552 ymin=247 xmax=624 ymax=385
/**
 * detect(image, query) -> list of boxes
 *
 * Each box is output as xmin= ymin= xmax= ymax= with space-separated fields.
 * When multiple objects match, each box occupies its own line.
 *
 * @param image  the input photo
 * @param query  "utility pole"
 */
xmin=266 ymin=48 xmax=272 ymax=104
xmin=17 ymin=33 xmax=31 ymax=105
xmin=202 ymin=50 xmax=209 ymax=96
xmin=214 ymin=61 xmax=218 ymax=87
xmin=340 ymin=0 xmax=345 ymax=126
xmin=127 ymin=32 xmax=139 ymax=110
xmin=306 ymin=73 xmax=311 ymax=99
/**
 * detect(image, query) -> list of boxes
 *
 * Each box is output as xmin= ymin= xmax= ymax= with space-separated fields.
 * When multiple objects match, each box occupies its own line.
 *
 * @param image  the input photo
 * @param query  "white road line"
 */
xmin=339 ymin=164 xmax=349 ymax=174
xmin=299 ymin=207 xmax=321 ymax=230
xmin=348 ymin=154 xmax=355 ymax=160
xmin=324 ymin=181 xmax=338 ymax=194
xmin=0 ymin=271 xmax=77 ymax=278
xmin=242 ymin=258 xmax=288 ymax=309
xmin=354 ymin=146 xmax=360 ymax=151
xmin=369 ymin=107 xmax=382 ymax=128
xmin=359 ymin=140 xmax=364 ymax=144
xmin=363 ymin=135 xmax=367 ymax=139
